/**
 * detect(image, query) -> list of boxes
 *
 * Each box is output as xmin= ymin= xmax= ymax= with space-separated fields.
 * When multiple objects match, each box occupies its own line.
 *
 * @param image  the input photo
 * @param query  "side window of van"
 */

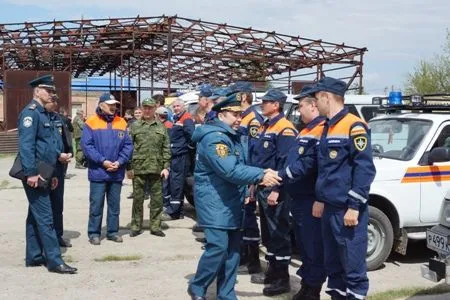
xmin=419 ymin=124 xmax=450 ymax=165
xmin=361 ymin=106 xmax=379 ymax=121
xmin=345 ymin=104 xmax=360 ymax=118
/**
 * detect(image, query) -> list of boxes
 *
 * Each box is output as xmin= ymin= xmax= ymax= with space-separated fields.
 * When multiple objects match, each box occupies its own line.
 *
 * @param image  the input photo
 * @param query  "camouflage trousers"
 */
xmin=131 ymin=174 xmax=163 ymax=232
xmin=74 ymin=138 xmax=85 ymax=167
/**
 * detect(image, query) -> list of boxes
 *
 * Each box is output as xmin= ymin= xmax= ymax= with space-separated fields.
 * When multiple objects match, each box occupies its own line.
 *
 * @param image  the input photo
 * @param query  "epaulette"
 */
xmin=28 ymin=103 xmax=37 ymax=110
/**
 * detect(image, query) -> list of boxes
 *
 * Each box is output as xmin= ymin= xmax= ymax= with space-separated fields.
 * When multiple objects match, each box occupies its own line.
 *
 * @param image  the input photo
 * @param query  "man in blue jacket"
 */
xmin=187 ymin=94 xmax=282 ymax=300
xmin=81 ymin=93 xmax=133 ymax=245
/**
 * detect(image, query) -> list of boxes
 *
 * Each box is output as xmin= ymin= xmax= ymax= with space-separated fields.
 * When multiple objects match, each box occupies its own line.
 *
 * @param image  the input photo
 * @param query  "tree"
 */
xmin=405 ymin=31 xmax=450 ymax=94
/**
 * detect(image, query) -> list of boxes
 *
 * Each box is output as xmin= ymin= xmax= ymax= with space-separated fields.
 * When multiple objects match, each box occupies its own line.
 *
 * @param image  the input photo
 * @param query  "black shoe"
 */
xmin=48 ymin=263 xmax=77 ymax=274
xmin=192 ymin=224 xmax=204 ymax=233
xmin=251 ymin=262 xmax=276 ymax=285
xmin=293 ymin=284 xmax=321 ymax=300
xmin=187 ymin=286 xmax=206 ymax=300
xmin=58 ymin=238 xmax=72 ymax=248
xmin=263 ymin=278 xmax=291 ymax=296
xmin=26 ymin=259 xmax=46 ymax=267
xmin=195 ymin=237 xmax=206 ymax=243
xmin=247 ymin=244 xmax=262 ymax=274
xmin=130 ymin=230 xmax=143 ymax=237
xmin=161 ymin=213 xmax=183 ymax=221
xmin=151 ymin=230 xmax=166 ymax=237
xmin=107 ymin=235 xmax=123 ymax=243
xmin=89 ymin=236 xmax=101 ymax=245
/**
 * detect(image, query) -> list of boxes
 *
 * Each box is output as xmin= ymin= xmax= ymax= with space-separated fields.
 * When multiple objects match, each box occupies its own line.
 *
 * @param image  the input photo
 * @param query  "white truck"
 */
xmin=364 ymin=94 xmax=450 ymax=270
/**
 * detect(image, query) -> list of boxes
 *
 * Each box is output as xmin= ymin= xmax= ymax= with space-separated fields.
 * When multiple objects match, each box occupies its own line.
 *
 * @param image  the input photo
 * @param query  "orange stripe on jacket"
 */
xmin=85 ymin=115 xmax=127 ymax=131
xmin=264 ymin=118 xmax=296 ymax=135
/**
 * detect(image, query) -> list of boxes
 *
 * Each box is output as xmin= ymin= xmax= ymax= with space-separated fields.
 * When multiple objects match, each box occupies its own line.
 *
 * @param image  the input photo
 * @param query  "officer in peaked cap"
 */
xmin=194 ymin=84 xmax=214 ymax=124
xmin=188 ymin=91 xmax=281 ymax=300
xmin=18 ymin=74 xmax=77 ymax=274
xmin=204 ymin=87 xmax=230 ymax=123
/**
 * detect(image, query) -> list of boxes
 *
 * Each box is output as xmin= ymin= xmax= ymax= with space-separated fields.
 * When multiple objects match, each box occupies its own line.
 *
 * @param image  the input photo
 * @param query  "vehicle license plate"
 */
xmin=427 ymin=230 xmax=450 ymax=254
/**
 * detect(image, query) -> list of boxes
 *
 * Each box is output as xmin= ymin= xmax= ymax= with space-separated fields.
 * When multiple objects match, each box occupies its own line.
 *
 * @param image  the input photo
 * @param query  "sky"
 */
xmin=0 ymin=0 xmax=448 ymax=94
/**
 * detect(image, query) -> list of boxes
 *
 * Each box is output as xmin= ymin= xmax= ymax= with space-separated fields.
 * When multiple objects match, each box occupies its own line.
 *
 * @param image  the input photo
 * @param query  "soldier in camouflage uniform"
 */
xmin=127 ymin=98 xmax=171 ymax=237
xmin=72 ymin=109 xmax=86 ymax=169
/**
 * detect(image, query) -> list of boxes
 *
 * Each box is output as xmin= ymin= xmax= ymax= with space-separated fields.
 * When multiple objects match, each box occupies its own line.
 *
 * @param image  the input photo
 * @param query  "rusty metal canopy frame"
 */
xmin=0 ymin=15 xmax=367 ymax=92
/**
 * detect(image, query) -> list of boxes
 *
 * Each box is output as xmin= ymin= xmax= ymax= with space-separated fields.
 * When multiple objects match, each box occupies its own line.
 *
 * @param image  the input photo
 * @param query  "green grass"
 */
xmin=94 ymin=255 xmax=142 ymax=262
xmin=368 ymin=285 xmax=450 ymax=300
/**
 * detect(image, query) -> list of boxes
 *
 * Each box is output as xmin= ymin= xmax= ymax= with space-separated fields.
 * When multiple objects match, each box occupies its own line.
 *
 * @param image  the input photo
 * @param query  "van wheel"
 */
xmin=367 ymin=206 xmax=394 ymax=271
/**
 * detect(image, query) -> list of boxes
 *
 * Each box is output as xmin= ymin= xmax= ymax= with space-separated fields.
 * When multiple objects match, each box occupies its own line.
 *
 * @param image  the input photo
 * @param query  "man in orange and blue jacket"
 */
xmin=81 ymin=93 xmax=133 ymax=246
xmin=311 ymin=77 xmax=376 ymax=300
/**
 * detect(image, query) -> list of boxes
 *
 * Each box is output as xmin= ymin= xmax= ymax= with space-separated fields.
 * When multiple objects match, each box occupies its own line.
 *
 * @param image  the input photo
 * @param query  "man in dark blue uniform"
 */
xmin=188 ymin=94 xmax=282 ymax=300
xmin=249 ymin=89 xmax=297 ymax=296
xmin=278 ymin=86 xmax=326 ymax=300
xmin=47 ymin=98 xmax=74 ymax=248
xmin=311 ymin=77 xmax=376 ymax=300
xmin=18 ymin=75 xmax=77 ymax=274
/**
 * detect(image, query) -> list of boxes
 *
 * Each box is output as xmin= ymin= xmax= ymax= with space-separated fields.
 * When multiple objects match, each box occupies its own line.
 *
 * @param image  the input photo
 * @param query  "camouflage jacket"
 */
xmin=72 ymin=115 xmax=84 ymax=139
xmin=128 ymin=118 xmax=171 ymax=174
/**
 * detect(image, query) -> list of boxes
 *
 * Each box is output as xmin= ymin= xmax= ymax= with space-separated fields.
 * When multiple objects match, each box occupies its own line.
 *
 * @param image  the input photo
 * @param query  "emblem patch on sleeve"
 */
xmin=354 ymin=136 xmax=368 ymax=151
xmin=23 ymin=116 xmax=33 ymax=128
xmin=216 ymin=144 xmax=229 ymax=158
xmin=249 ymin=126 xmax=258 ymax=138
xmin=298 ymin=146 xmax=304 ymax=155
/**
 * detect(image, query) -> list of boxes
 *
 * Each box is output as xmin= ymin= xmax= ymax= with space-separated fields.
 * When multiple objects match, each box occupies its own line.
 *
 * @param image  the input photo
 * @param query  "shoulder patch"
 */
xmin=350 ymin=125 xmax=367 ymax=136
xmin=215 ymin=144 xmax=229 ymax=158
xmin=282 ymin=128 xmax=296 ymax=137
xmin=354 ymin=136 xmax=368 ymax=151
xmin=23 ymin=116 xmax=33 ymax=128
xmin=28 ymin=104 xmax=37 ymax=110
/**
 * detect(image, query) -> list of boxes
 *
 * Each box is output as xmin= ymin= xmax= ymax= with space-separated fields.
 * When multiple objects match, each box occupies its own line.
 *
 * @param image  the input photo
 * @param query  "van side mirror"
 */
xmin=429 ymin=147 xmax=450 ymax=164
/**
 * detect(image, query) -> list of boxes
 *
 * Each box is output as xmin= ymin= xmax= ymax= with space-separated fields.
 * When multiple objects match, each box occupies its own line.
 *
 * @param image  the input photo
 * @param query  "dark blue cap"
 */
xmin=208 ymin=87 xmax=230 ymax=100
xmin=293 ymin=84 xmax=316 ymax=100
xmin=28 ymin=75 xmax=55 ymax=90
xmin=99 ymin=93 xmax=119 ymax=104
xmin=199 ymin=84 xmax=213 ymax=97
xmin=309 ymin=77 xmax=347 ymax=97
xmin=227 ymin=81 xmax=253 ymax=95
xmin=261 ymin=89 xmax=287 ymax=103
xmin=212 ymin=93 xmax=243 ymax=112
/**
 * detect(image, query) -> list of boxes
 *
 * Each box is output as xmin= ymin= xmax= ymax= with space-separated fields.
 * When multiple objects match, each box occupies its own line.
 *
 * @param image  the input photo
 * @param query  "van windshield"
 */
xmin=369 ymin=118 xmax=432 ymax=161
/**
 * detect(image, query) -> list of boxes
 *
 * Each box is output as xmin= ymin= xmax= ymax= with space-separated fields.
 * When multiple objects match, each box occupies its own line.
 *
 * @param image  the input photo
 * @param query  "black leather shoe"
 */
xmin=89 ymin=236 xmax=101 ymax=245
xmin=187 ymin=286 xmax=206 ymax=300
xmin=151 ymin=230 xmax=166 ymax=237
xmin=48 ymin=263 xmax=77 ymax=274
xmin=107 ymin=235 xmax=123 ymax=243
xmin=58 ymin=238 xmax=72 ymax=248
xmin=130 ymin=230 xmax=143 ymax=237
xmin=263 ymin=278 xmax=291 ymax=296
xmin=192 ymin=224 xmax=204 ymax=232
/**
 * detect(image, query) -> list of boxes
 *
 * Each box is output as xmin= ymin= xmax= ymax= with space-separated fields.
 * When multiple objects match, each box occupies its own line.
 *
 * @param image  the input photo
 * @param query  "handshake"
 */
xmin=259 ymin=169 xmax=281 ymax=187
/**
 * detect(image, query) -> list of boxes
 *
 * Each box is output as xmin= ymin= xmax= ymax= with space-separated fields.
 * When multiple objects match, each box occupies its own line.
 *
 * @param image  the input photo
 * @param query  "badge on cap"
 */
xmin=354 ymin=136 xmax=368 ymax=151
xmin=216 ymin=144 xmax=229 ymax=158
xmin=298 ymin=146 xmax=304 ymax=155
xmin=23 ymin=116 xmax=33 ymax=128
xmin=329 ymin=150 xmax=338 ymax=159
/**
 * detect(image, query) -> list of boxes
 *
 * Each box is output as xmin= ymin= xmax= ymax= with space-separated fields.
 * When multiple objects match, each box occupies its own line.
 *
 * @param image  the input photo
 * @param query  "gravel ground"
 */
xmin=0 ymin=156 xmax=448 ymax=299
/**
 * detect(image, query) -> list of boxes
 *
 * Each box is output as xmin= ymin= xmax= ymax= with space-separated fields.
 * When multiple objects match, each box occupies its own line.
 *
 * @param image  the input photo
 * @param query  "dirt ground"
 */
xmin=0 ymin=156 xmax=446 ymax=300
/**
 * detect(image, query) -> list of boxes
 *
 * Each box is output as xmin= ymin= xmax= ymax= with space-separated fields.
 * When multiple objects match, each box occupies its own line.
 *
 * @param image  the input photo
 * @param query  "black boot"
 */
xmin=251 ymin=260 xmax=276 ymax=284
xmin=292 ymin=281 xmax=321 ymax=300
xmin=247 ymin=244 xmax=262 ymax=274
xmin=239 ymin=245 xmax=249 ymax=266
xmin=262 ymin=264 xmax=290 ymax=297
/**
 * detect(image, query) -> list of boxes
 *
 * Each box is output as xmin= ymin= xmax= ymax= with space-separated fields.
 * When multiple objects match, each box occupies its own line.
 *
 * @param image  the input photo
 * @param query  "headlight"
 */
xmin=439 ymin=199 xmax=450 ymax=227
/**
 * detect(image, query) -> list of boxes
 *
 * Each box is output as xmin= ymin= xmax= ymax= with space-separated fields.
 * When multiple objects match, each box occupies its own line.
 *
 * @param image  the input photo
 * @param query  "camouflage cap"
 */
xmin=142 ymin=98 xmax=156 ymax=106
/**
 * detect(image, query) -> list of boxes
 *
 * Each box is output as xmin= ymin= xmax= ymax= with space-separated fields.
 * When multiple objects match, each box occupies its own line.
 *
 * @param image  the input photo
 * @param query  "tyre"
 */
xmin=366 ymin=206 xmax=394 ymax=271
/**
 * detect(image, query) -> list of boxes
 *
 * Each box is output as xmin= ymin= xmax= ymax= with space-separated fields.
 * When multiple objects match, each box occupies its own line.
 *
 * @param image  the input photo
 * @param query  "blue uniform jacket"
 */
xmin=192 ymin=119 xmax=264 ymax=229
xmin=239 ymin=106 xmax=264 ymax=160
xmin=171 ymin=111 xmax=195 ymax=156
xmin=81 ymin=112 xmax=133 ymax=182
xmin=18 ymin=100 xmax=62 ymax=177
xmin=250 ymin=113 xmax=297 ymax=191
xmin=280 ymin=116 xmax=325 ymax=198
xmin=316 ymin=108 xmax=376 ymax=210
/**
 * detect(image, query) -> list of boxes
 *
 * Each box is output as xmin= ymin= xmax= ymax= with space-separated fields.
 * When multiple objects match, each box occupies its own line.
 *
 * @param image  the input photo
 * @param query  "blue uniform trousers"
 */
xmin=256 ymin=188 xmax=291 ymax=265
xmin=290 ymin=196 xmax=326 ymax=287
xmin=322 ymin=205 xmax=369 ymax=300
xmin=50 ymin=163 xmax=65 ymax=238
xmin=242 ymin=201 xmax=260 ymax=246
xmin=23 ymin=183 xmax=64 ymax=269
xmin=166 ymin=153 xmax=190 ymax=217
xmin=189 ymin=228 xmax=241 ymax=300
xmin=88 ymin=181 xmax=122 ymax=238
